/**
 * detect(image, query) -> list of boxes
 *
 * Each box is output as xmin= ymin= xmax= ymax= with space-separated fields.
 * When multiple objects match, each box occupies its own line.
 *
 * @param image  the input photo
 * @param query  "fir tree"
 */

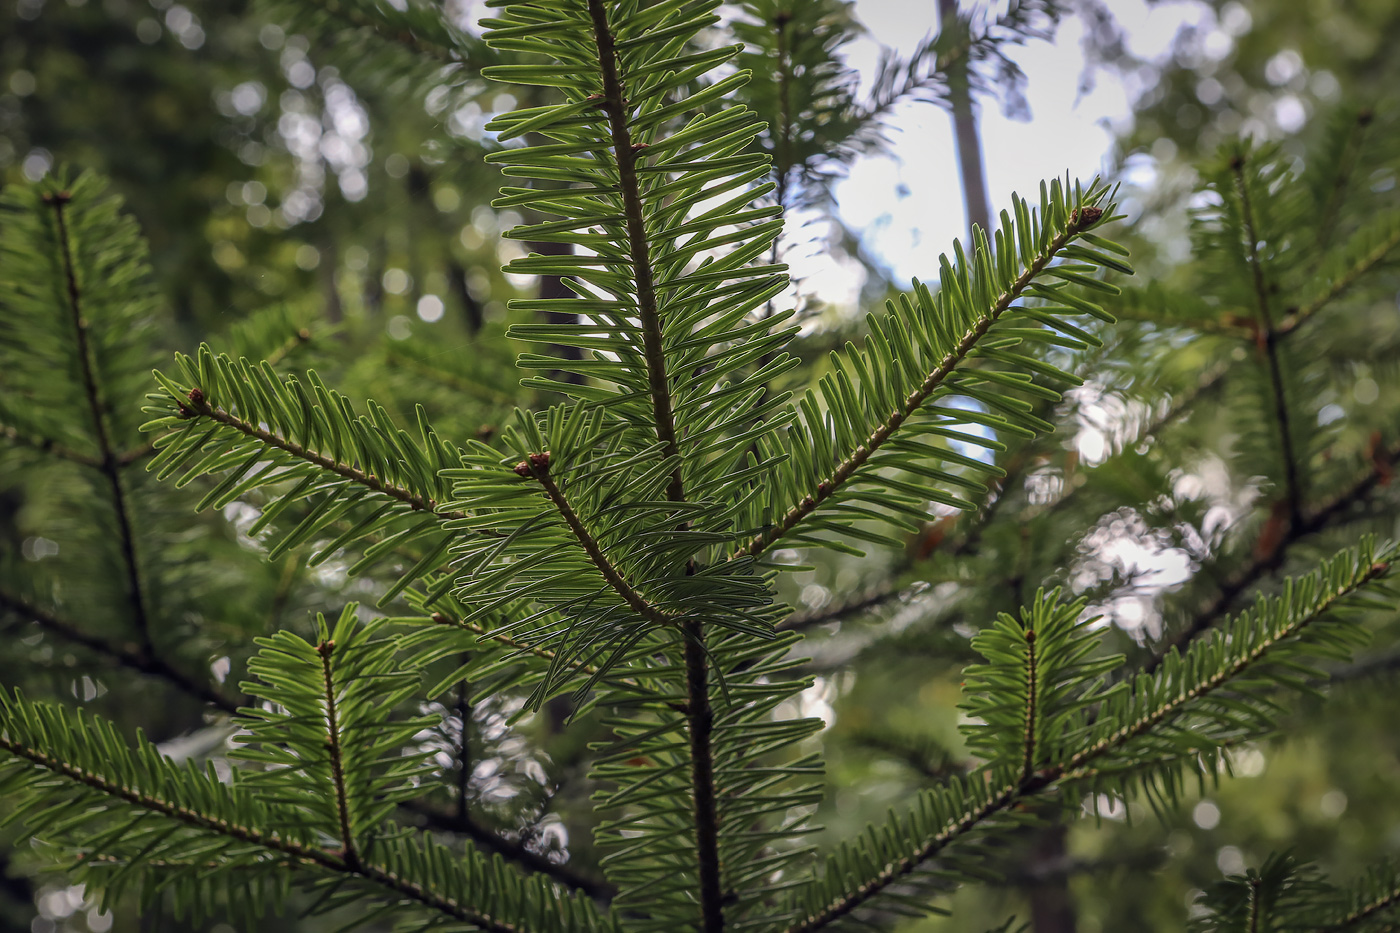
xmin=2 ymin=2 xmax=1399 ymax=931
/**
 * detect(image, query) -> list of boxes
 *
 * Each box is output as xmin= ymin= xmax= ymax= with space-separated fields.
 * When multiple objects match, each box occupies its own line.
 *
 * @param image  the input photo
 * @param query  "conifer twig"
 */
xmin=47 ymin=191 xmax=155 ymax=653
xmin=736 ymin=208 xmax=1103 ymax=561
xmin=0 ymin=737 xmax=529 ymax=933
xmin=317 ymin=638 xmax=361 ymax=871
xmin=1277 ymin=220 xmax=1400 ymax=336
xmin=1320 ymin=881 xmax=1400 ymax=932
xmin=515 ymin=452 xmax=677 ymax=629
xmin=785 ymin=555 xmax=1392 ymax=932
xmin=398 ymin=800 xmax=617 ymax=901
xmin=184 ymin=395 xmax=483 ymax=528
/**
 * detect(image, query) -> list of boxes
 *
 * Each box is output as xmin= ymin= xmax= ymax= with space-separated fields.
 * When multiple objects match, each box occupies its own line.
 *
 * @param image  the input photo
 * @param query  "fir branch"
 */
xmin=0 ymin=735 xmax=530 ymax=933
xmin=583 ymin=3 xmax=726 ymax=925
xmin=1147 ymin=438 xmax=1400 ymax=671
xmin=515 ymin=451 xmax=677 ymax=628
xmin=1231 ymin=156 xmax=1303 ymax=530
xmin=736 ymin=205 xmax=1105 ymax=560
xmin=1322 ymin=883 xmax=1400 ymax=932
xmin=788 ymin=550 xmax=1392 ymax=930
xmin=0 ymin=590 xmax=236 ymax=714
xmin=184 ymin=393 xmax=475 ymax=525
xmin=1277 ymin=218 xmax=1400 ymax=336
xmin=783 ymin=775 xmax=1037 ymax=933
xmin=47 ymin=191 xmax=154 ymax=652
xmin=1069 ymin=556 xmax=1390 ymax=778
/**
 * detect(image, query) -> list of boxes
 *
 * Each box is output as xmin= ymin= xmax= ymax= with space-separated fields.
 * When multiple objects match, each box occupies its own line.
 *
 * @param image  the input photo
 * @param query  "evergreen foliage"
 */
xmin=2 ymin=1 xmax=1399 ymax=931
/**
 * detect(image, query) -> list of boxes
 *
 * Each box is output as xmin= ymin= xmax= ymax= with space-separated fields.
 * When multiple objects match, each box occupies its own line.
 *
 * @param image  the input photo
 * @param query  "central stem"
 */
xmin=584 ymin=2 xmax=724 ymax=926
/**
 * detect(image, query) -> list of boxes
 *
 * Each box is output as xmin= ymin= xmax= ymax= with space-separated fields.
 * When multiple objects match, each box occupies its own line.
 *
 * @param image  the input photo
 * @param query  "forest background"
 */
xmin=2 ymin=0 xmax=1399 ymax=931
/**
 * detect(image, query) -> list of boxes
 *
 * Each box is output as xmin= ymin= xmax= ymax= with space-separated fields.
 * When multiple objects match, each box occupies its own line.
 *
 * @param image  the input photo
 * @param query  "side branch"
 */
xmin=788 ymin=555 xmax=1390 ymax=931
xmin=1071 ymin=558 xmax=1389 ymax=774
xmin=737 ymin=209 xmax=1102 ymax=560
xmin=317 ymin=639 xmax=361 ymax=870
xmin=0 ymin=737 xmax=527 ymax=933
xmin=515 ymin=452 xmax=676 ymax=628
xmin=1322 ymin=882 xmax=1400 ymax=932
xmin=48 ymin=192 xmax=154 ymax=651
xmin=1277 ymin=220 xmax=1400 ymax=335
xmin=399 ymin=799 xmax=617 ymax=901
xmin=183 ymin=394 xmax=476 ymax=526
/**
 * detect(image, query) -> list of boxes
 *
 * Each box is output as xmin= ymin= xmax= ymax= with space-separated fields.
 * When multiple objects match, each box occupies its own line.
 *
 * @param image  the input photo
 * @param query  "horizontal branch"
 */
xmin=788 ymin=553 xmax=1391 ymax=930
xmin=184 ymin=395 xmax=480 ymax=527
xmin=736 ymin=209 xmax=1102 ymax=561
xmin=0 ymin=736 xmax=526 ymax=933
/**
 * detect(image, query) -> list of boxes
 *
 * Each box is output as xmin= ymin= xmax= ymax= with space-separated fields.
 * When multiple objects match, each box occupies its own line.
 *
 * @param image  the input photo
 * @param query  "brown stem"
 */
xmin=683 ymin=622 xmax=725 ymax=932
xmin=585 ymin=0 xmax=685 ymax=503
xmin=583 ymin=4 xmax=725 ymax=927
xmin=519 ymin=454 xmax=675 ymax=628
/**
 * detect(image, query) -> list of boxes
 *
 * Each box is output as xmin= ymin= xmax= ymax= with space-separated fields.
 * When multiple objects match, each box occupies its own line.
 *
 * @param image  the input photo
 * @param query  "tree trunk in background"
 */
xmin=937 ymin=0 xmax=992 ymax=237
xmin=527 ymin=239 xmax=585 ymax=385
xmin=1028 ymin=823 xmax=1078 ymax=933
